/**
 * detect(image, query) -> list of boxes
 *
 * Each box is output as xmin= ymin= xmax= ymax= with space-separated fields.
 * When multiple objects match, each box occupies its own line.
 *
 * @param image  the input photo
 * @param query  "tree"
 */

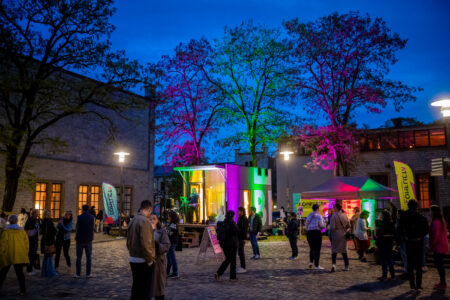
xmin=0 ymin=0 xmax=144 ymax=212
xmin=208 ymin=21 xmax=294 ymax=166
xmin=152 ymin=39 xmax=223 ymax=166
xmin=285 ymin=12 xmax=421 ymax=175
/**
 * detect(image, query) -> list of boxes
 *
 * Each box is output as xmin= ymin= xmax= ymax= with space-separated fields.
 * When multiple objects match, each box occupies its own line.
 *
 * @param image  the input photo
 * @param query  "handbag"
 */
xmin=338 ymin=214 xmax=351 ymax=240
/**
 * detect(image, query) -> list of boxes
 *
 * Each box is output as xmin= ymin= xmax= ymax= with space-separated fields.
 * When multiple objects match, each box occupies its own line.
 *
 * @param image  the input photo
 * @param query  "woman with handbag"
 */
xmin=40 ymin=209 xmax=57 ymax=277
xmin=150 ymin=214 xmax=171 ymax=300
xmin=355 ymin=211 xmax=371 ymax=262
xmin=330 ymin=202 xmax=350 ymax=272
xmin=55 ymin=211 xmax=73 ymax=273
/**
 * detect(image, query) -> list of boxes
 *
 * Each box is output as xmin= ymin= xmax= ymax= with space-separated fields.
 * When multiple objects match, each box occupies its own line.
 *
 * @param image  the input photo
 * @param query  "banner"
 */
xmin=394 ymin=161 xmax=416 ymax=210
xmin=102 ymin=182 xmax=119 ymax=224
xmin=300 ymin=199 xmax=329 ymax=217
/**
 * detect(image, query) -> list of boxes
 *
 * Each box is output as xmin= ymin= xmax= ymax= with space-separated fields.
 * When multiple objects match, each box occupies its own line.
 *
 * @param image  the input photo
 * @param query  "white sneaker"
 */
xmin=342 ymin=266 xmax=349 ymax=271
xmin=250 ymin=255 xmax=256 ymax=259
xmin=27 ymin=271 xmax=36 ymax=276
xmin=315 ymin=266 xmax=324 ymax=270
xmin=73 ymin=274 xmax=81 ymax=279
xmin=255 ymin=255 xmax=260 ymax=260
xmin=236 ymin=268 xmax=247 ymax=273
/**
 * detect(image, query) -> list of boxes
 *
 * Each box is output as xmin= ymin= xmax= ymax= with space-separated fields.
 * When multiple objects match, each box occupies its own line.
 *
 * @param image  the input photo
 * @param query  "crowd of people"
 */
xmin=0 ymin=198 xmax=447 ymax=298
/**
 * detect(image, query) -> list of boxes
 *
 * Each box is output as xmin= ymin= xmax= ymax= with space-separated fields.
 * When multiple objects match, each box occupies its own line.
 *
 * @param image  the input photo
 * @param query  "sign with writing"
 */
xmin=300 ymin=199 xmax=329 ymax=217
xmin=102 ymin=183 xmax=119 ymax=224
xmin=394 ymin=161 xmax=416 ymax=210
xmin=197 ymin=226 xmax=224 ymax=264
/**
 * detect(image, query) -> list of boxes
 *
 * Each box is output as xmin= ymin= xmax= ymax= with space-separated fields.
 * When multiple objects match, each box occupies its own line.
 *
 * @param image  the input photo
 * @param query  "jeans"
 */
xmin=217 ymin=247 xmax=237 ymax=279
xmin=399 ymin=241 xmax=408 ymax=272
xmin=249 ymin=232 xmax=260 ymax=256
xmin=41 ymin=254 xmax=57 ymax=277
xmin=434 ymin=253 xmax=446 ymax=285
xmin=27 ymin=238 xmax=38 ymax=272
xmin=0 ymin=264 xmax=26 ymax=293
xmin=378 ymin=241 xmax=395 ymax=278
xmin=357 ymin=239 xmax=370 ymax=259
xmin=76 ymin=242 xmax=92 ymax=276
xmin=130 ymin=262 xmax=154 ymax=300
xmin=406 ymin=240 xmax=424 ymax=289
xmin=289 ymin=236 xmax=298 ymax=257
xmin=105 ymin=224 xmax=111 ymax=235
xmin=166 ymin=245 xmax=178 ymax=276
xmin=238 ymin=240 xmax=246 ymax=269
xmin=332 ymin=252 xmax=349 ymax=266
xmin=55 ymin=239 xmax=71 ymax=268
xmin=307 ymin=230 xmax=322 ymax=267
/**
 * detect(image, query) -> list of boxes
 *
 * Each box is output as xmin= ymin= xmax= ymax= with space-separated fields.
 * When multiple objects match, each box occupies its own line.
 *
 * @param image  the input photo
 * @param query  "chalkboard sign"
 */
xmin=197 ymin=226 xmax=224 ymax=264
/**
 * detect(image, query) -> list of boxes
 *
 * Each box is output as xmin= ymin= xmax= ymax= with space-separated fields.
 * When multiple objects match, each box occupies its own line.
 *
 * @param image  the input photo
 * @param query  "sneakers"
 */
xmin=27 ymin=271 xmax=36 ymax=276
xmin=73 ymin=274 xmax=81 ymax=279
xmin=236 ymin=268 xmax=247 ymax=274
xmin=250 ymin=255 xmax=256 ymax=260
xmin=86 ymin=274 xmax=93 ymax=278
xmin=331 ymin=265 xmax=336 ymax=272
xmin=342 ymin=266 xmax=349 ymax=271
xmin=230 ymin=278 xmax=238 ymax=282
xmin=214 ymin=273 xmax=220 ymax=282
xmin=168 ymin=274 xmax=179 ymax=279
xmin=434 ymin=283 xmax=447 ymax=290
xmin=254 ymin=255 xmax=260 ymax=260
xmin=288 ymin=256 xmax=298 ymax=260
xmin=309 ymin=263 xmax=313 ymax=269
xmin=314 ymin=266 xmax=324 ymax=270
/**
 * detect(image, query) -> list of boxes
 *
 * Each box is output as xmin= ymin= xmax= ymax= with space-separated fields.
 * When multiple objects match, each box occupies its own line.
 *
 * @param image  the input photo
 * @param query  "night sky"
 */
xmin=109 ymin=0 xmax=450 ymax=161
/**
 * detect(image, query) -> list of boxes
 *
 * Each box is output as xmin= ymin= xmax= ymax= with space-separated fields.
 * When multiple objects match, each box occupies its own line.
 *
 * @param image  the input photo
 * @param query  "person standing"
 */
xmin=24 ymin=209 xmax=40 ymax=275
xmin=96 ymin=210 xmax=104 ymax=233
xmin=355 ymin=211 xmax=370 ymax=262
xmin=0 ymin=215 xmax=29 ymax=296
xmin=249 ymin=207 xmax=262 ymax=260
xmin=330 ymin=202 xmax=350 ymax=272
xmin=236 ymin=207 xmax=249 ymax=273
xmin=104 ymin=216 xmax=113 ymax=235
xmin=187 ymin=188 xmax=199 ymax=223
xmin=55 ymin=211 xmax=73 ymax=273
xmin=398 ymin=200 xmax=429 ymax=291
xmin=286 ymin=212 xmax=300 ymax=260
xmin=306 ymin=204 xmax=325 ymax=270
xmin=429 ymin=205 xmax=448 ymax=290
xmin=127 ymin=200 xmax=155 ymax=300
xmin=280 ymin=206 xmax=286 ymax=223
xmin=89 ymin=206 xmax=96 ymax=218
xmin=350 ymin=207 xmax=360 ymax=250
xmin=40 ymin=209 xmax=57 ymax=277
xmin=375 ymin=210 xmax=396 ymax=281
xmin=18 ymin=208 xmax=28 ymax=228
xmin=150 ymin=214 xmax=171 ymax=300
xmin=74 ymin=205 xmax=95 ymax=278
xmin=166 ymin=211 xmax=180 ymax=279
xmin=215 ymin=210 xmax=239 ymax=281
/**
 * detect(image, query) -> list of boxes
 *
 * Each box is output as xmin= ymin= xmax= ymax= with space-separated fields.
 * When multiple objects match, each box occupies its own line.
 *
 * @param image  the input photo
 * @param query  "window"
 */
xmin=430 ymin=129 xmax=446 ymax=146
xmin=414 ymin=130 xmax=429 ymax=147
xmin=415 ymin=173 xmax=435 ymax=209
xmin=78 ymin=184 xmax=101 ymax=215
xmin=116 ymin=186 xmax=133 ymax=216
xmin=399 ymin=131 xmax=414 ymax=149
xmin=367 ymin=134 xmax=381 ymax=150
xmin=381 ymin=132 xmax=399 ymax=150
xmin=257 ymin=168 xmax=262 ymax=176
xmin=369 ymin=174 xmax=389 ymax=187
xmin=34 ymin=182 xmax=63 ymax=219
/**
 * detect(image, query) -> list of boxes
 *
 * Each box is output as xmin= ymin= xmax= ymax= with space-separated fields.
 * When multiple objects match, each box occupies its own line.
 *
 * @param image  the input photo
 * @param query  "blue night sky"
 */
xmin=109 ymin=0 xmax=450 ymax=161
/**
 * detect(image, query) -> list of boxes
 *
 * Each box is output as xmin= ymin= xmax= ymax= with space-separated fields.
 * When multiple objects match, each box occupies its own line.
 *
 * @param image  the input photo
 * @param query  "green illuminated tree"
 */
xmin=207 ymin=21 xmax=294 ymax=166
xmin=0 ymin=0 xmax=144 ymax=212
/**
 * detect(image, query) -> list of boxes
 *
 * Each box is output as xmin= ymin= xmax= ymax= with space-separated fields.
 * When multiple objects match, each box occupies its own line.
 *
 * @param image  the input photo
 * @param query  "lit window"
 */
xmin=399 ymin=131 xmax=414 ymax=148
xmin=116 ymin=186 xmax=133 ymax=216
xmin=50 ymin=184 xmax=61 ymax=219
xmin=35 ymin=183 xmax=47 ymax=219
xmin=381 ymin=132 xmax=398 ymax=150
xmin=414 ymin=130 xmax=429 ymax=147
xmin=78 ymin=184 xmax=101 ymax=215
xmin=416 ymin=173 xmax=434 ymax=209
xmin=35 ymin=182 xmax=63 ymax=219
xmin=430 ymin=129 xmax=446 ymax=146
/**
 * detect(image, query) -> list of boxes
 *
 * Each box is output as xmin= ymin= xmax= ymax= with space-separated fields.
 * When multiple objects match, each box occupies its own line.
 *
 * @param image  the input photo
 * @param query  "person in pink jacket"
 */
xmin=429 ymin=205 xmax=448 ymax=290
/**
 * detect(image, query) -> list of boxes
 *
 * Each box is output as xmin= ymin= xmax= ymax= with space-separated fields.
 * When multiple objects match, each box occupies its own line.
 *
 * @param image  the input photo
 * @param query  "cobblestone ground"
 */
xmin=2 ymin=234 xmax=449 ymax=299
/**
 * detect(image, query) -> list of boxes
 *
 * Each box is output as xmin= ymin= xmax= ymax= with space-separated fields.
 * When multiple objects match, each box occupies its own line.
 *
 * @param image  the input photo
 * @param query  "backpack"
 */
xmin=216 ymin=221 xmax=226 ymax=246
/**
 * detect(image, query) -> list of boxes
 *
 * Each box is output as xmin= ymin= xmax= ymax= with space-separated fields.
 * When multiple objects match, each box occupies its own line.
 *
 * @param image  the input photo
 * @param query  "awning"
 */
xmin=173 ymin=165 xmax=225 ymax=172
xmin=301 ymin=176 xmax=398 ymax=200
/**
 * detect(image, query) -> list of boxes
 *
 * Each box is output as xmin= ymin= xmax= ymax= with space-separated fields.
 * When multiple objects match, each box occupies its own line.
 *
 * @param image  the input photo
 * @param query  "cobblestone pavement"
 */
xmin=2 ymin=235 xmax=449 ymax=299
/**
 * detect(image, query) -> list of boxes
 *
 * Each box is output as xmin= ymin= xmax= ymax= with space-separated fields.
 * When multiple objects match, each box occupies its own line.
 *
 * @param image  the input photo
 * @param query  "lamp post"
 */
xmin=114 ymin=151 xmax=130 ymax=238
xmin=431 ymin=99 xmax=450 ymax=156
xmin=280 ymin=149 xmax=294 ymax=212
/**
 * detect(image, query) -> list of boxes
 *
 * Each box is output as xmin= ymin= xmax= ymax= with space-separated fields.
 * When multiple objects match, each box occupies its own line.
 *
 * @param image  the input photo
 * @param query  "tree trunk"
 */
xmin=2 ymin=148 xmax=20 ymax=212
xmin=250 ymin=138 xmax=258 ymax=167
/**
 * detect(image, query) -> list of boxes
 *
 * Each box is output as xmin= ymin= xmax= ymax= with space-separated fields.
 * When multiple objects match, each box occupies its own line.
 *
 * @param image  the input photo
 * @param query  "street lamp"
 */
xmin=431 ymin=99 xmax=450 ymax=155
xmin=114 ymin=151 xmax=130 ymax=238
xmin=280 ymin=149 xmax=294 ymax=212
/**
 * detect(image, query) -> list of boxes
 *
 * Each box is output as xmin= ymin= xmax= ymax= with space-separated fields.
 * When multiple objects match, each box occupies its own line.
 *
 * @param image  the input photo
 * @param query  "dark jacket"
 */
xmin=223 ymin=218 xmax=239 ymax=249
xmin=40 ymin=218 xmax=56 ymax=253
xmin=286 ymin=218 xmax=300 ymax=238
xmin=96 ymin=211 xmax=103 ymax=220
xmin=167 ymin=222 xmax=179 ymax=246
xmin=398 ymin=209 xmax=429 ymax=242
xmin=237 ymin=215 xmax=249 ymax=241
xmin=375 ymin=219 xmax=395 ymax=246
xmin=249 ymin=213 xmax=262 ymax=233
xmin=24 ymin=217 xmax=40 ymax=242
xmin=75 ymin=211 xmax=95 ymax=243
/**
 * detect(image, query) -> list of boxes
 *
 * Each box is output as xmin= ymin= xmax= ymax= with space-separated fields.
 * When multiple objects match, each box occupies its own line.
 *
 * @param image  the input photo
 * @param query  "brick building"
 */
xmin=0 ymin=76 xmax=156 ymax=219
xmin=276 ymin=124 xmax=450 ymax=212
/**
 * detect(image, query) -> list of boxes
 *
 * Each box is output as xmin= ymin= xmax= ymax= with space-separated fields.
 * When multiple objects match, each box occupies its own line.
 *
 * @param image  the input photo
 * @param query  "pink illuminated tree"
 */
xmin=285 ymin=12 xmax=421 ymax=175
xmin=151 ymin=39 xmax=223 ymax=166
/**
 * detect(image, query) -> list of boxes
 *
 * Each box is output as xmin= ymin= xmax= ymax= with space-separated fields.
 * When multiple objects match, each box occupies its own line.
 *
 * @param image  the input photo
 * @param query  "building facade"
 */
xmin=0 ymin=81 xmax=155 ymax=220
xmin=276 ymin=125 xmax=450 ymax=212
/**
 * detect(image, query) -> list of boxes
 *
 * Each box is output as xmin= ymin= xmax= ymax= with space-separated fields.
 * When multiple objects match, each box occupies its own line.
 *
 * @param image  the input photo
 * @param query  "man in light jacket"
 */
xmin=127 ymin=200 xmax=155 ymax=300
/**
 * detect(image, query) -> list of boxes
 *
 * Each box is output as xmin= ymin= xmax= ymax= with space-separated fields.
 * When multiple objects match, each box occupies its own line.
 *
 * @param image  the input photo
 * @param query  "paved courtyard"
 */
xmin=2 ymin=234 xmax=449 ymax=299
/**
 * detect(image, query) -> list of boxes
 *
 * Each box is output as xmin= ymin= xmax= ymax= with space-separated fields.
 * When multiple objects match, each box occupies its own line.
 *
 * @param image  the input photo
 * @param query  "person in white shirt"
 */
xmin=306 ymin=204 xmax=325 ymax=269
xmin=355 ymin=210 xmax=370 ymax=262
